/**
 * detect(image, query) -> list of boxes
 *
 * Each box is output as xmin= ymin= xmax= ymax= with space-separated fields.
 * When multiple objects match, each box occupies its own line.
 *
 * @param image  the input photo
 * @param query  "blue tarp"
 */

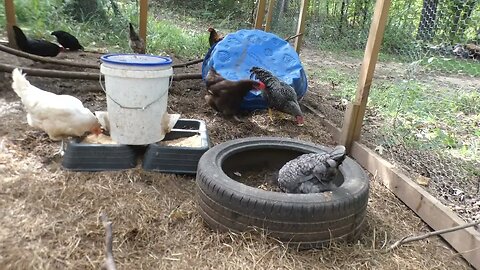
xmin=202 ymin=29 xmax=308 ymax=111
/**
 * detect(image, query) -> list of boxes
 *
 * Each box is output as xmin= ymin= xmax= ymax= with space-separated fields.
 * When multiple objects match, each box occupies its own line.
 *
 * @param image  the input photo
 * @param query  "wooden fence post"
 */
xmin=139 ymin=0 xmax=148 ymax=48
xmin=4 ymin=0 xmax=17 ymax=48
xmin=294 ymin=0 xmax=309 ymax=53
xmin=339 ymin=0 xmax=391 ymax=152
xmin=265 ymin=0 xmax=276 ymax=32
xmin=254 ymin=0 xmax=267 ymax=29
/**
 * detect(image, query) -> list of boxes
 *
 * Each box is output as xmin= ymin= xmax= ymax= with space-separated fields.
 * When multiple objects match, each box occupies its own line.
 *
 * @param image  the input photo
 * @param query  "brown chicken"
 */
xmin=205 ymin=67 xmax=265 ymax=121
xmin=466 ymin=43 xmax=480 ymax=60
xmin=129 ymin=22 xmax=145 ymax=54
xmin=208 ymin=27 xmax=224 ymax=47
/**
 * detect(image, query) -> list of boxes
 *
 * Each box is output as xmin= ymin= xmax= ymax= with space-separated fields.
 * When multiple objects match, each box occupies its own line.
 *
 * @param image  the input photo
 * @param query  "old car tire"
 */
xmin=195 ymin=137 xmax=370 ymax=248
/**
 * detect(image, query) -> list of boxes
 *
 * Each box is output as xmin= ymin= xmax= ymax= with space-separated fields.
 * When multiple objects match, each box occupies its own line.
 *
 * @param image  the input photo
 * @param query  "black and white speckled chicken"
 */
xmin=250 ymin=66 xmax=304 ymax=126
xmin=277 ymin=145 xmax=346 ymax=194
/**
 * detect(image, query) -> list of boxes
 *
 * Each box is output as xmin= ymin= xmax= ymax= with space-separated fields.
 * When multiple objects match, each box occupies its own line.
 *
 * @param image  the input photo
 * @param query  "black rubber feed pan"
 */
xmin=195 ymin=137 xmax=370 ymax=249
xmin=62 ymin=138 xmax=138 ymax=171
xmin=142 ymin=119 xmax=210 ymax=174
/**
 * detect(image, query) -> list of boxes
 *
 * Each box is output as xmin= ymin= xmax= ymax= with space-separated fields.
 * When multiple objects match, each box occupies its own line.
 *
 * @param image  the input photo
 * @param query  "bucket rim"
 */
xmin=100 ymin=53 xmax=173 ymax=67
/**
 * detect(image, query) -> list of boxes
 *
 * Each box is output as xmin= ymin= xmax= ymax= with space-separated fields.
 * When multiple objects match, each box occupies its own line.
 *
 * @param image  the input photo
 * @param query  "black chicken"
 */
xmin=205 ymin=67 xmax=265 ymax=121
xmin=250 ymin=67 xmax=304 ymax=126
xmin=13 ymin=25 xmax=63 ymax=57
xmin=51 ymin=30 xmax=83 ymax=51
xmin=129 ymin=23 xmax=145 ymax=54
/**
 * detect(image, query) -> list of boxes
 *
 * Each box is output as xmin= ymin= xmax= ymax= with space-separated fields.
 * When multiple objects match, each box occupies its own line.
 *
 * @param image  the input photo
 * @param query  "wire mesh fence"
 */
xmin=268 ymin=0 xmax=480 ymax=225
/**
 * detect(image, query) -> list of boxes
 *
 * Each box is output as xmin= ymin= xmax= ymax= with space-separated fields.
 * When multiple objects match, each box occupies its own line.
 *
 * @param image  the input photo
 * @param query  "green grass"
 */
xmin=315 ymin=67 xmax=480 ymax=161
xmin=418 ymin=56 xmax=480 ymax=77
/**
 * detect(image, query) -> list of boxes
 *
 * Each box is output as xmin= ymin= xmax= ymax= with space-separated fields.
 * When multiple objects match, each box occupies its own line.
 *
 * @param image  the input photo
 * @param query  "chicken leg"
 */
xmin=53 ymin=139 xmax=65 ymax=157
xmin=268 ymin=108 xmax=274 ymax=122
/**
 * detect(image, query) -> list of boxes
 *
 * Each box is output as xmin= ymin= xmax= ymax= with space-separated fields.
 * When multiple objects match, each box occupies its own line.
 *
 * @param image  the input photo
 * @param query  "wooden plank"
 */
xmin=139 ymin=0 xmax=148 ymax=47
xmin=254 ymin=0 xmax=267 ymax=29
xmin=265 ymin=0 xmax=276 ymax=32
xmin=350 ymin=142 xmax=480 ymax=269
xmin=294 ymin=0 xmax=309 ymax=53
xmin=338 ymin=103 xmax=360 ymax=153
xmin=339 ymin=0 xmax=391 ymax=150
xmin=4 ymin=0 xmax=17 ymax=48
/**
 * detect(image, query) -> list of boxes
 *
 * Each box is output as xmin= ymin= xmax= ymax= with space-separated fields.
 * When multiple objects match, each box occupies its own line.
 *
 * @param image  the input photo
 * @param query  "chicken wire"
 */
xmin=266 ymin=0 xmax=301 ymax=39
xmin=366 ymin=0 xmax=480 ymax=226
xmin=278 ymin=0 xmax=480 ymax=226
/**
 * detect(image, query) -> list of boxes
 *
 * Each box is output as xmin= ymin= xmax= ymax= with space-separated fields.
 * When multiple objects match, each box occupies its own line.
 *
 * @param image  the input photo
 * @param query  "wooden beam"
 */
xmin=254 ymin=0 xmax=267 ymax=30
xmin=350 ymin=142 xmax=480 ymax=269
xmin=294 ymin=0 xmax=309 ymax=53
xmin=139 ymin=0 xmax=148 ymax=47
xmin=264 ymin=0 xmax=276 ymax=32
xmin=0 ymin=63 xmax=203 ymax=81
xmin=339 ymin=0 xmax=391 ymax=151
xmin=4 ymin=0 xmax=17 ymax=48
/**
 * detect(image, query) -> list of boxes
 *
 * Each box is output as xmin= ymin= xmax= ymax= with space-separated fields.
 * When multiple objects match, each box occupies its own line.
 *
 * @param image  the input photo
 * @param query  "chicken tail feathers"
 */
xmin=129 ymin=23 xmax=140 ymax=40
xmin=11 ymin=68 xmax=30 ymax=99
xmin=12 ymin=25 xmax=29 ymax=51
xmin=249 ymin=66 xmax=272 ymax=80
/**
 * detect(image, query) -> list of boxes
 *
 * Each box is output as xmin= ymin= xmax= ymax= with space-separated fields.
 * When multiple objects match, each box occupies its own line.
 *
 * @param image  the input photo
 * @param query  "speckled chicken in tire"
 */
xmin=195 ymin=137 xmax=370 ymax=248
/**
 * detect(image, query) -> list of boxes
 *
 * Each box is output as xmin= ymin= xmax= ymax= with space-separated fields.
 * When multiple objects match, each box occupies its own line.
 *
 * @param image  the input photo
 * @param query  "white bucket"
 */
xmin=100 ymin=54 xmax=173 ymax=145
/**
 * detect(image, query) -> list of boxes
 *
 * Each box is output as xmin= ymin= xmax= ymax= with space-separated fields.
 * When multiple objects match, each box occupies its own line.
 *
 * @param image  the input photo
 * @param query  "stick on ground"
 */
xmin=386 ymin=220 xmax=480 ymax=252
xmin=100 ymin=213 xmax=117 ymax=270
xmin=0 ymin=43 xmax=100 ymax=69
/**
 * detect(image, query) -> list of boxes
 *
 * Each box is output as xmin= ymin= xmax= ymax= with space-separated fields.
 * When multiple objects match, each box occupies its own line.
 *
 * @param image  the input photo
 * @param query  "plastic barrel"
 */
xmin=202 ymin=29 xmax=308 ymax=111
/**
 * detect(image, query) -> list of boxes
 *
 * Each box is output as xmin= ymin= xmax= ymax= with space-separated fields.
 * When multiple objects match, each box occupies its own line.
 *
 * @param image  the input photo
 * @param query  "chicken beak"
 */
xmin=90 ymin=124 xmax=102 ymax=136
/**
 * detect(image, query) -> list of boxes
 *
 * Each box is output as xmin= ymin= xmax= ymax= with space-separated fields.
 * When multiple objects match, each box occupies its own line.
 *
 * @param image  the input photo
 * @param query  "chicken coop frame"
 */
xmin=3 ymin=0 xmax=480 ymax=267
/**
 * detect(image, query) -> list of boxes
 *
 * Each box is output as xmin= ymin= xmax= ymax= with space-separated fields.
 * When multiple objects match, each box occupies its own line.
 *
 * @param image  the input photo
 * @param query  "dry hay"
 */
xmin=0 ymin=138 xmax=472 ymax=270
xmin=0 ymin=49 xmax=473 ymax=269
xmin=159 ymin=134 xmax=202 ymax=147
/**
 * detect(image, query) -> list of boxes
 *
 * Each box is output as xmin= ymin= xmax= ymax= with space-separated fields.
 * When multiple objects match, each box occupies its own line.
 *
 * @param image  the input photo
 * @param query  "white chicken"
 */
xmin=11 ymin=68 xmax=101 ymax=155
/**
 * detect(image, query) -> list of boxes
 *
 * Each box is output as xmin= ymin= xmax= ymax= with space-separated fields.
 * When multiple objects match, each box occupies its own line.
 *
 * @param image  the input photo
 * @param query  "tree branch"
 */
xmin=100 ymin=213 xmax=117 ymax=270
xmin=386 ymin=220 xmax=480 ymax=252
xmin=172 ymin=58 xmax=203 ymax=68
xmin=285 ymin=33 xmax=303 ymax=42
xmin=0 ymin=43 xmax=100 ymax=69
xmin=0 ymin=63 xmax=202 ymax=81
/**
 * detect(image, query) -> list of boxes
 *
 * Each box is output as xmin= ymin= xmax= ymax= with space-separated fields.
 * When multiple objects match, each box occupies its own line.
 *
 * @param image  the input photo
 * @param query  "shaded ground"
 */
xmin=0 ymin=48 xmax=474 ymax=269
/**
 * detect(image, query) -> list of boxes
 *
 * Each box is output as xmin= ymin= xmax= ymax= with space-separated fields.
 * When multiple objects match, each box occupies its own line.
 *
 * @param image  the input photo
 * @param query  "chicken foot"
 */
xmin=53 ymin=139 xmax=65 ymax=157
xmin=233 ymin=115 xmax=245 ymax=123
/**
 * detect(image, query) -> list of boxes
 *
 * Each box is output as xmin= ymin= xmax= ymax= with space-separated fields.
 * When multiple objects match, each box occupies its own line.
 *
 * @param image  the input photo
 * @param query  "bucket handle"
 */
xmin=99 ymin=73 xmax=173 ymax=110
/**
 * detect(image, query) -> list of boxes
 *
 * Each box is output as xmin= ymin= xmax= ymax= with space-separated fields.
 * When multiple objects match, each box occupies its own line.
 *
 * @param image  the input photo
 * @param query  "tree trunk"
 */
xmin=416 ymin=0 xmax=439 ymax=41
xmin=339 ymin=0 xmax=349 ymax=34
xmin=278 ymin=0 xmax=288 ymax=17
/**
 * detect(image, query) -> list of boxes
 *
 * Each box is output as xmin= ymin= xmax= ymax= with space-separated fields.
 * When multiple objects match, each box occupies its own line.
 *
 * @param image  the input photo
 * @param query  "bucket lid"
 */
xmin=100 ymin=53 xmax=172 ymax=67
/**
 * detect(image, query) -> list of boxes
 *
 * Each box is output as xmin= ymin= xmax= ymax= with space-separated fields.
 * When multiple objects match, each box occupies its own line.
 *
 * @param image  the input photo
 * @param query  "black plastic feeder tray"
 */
xmin=62 ymin=139 xmax=138 ymax=171
xmin=142 ymin=119 xmax=210 ymax=174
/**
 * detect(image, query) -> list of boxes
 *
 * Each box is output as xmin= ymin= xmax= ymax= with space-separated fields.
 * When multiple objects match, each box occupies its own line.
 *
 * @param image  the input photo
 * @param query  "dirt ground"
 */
xmin=0 ymin=48 xmax=474 ymax=269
